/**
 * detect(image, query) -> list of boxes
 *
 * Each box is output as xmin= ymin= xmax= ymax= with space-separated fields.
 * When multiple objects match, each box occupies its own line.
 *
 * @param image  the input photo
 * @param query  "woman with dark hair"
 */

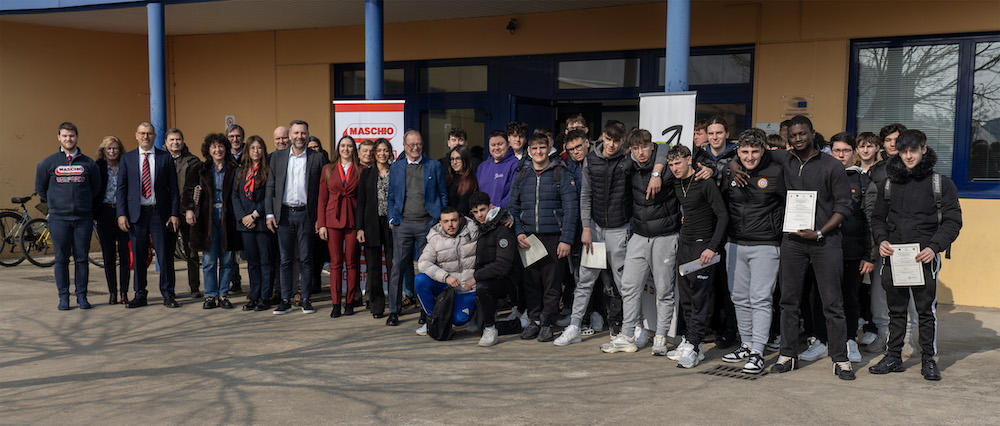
xmin=318 ymin=135 xmax=361 ymax=318
xmin=95 ymin=136 xmax=131 ymax=305
xmin=446 ymin=145 xmax=478 ymax=216
xmin=356 ymin=138 xmax=394 ymax=318
xmin=182 ymin=133 xmax=241 ymax=309
xmin=232 ymin=135 xmax=272 ymax=311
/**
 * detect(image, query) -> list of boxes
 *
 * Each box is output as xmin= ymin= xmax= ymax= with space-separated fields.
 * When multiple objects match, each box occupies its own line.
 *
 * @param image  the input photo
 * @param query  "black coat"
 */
xmin=723 ymin=153 xmax=785 ymax=245
xmin=231 ymin=164 xmax=269 ymax=233
xmin=181 ymin=160 xmax=241 ymax=252
xmin=356 ymin=165 xmax=388 ymax=248
xmin=473 ymin=208 xmax=516 ymax=282
xmin=630 ymin=145 xmax=680 ymax=238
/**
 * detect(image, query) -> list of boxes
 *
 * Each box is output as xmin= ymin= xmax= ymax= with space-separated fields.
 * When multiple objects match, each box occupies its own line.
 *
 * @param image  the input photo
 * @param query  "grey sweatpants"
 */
xmin=570 ymin=224 xmax=629 ymax=327
xmin=726 ymin=242 xmax=780 ymax=354
xmin=621 ymin=233 xmax=678 ymax=338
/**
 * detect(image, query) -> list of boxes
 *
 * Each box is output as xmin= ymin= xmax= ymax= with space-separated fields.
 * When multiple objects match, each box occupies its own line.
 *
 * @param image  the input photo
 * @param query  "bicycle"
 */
xmin=0 ymin=194 xmax=45 ymax=267
xmin=1 ymin=193 xmax=105 ymax=268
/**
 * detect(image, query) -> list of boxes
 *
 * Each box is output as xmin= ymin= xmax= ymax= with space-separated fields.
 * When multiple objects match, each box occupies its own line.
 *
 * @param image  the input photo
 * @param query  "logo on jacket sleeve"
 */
xmin=498 ymin=238 xmax=509 ymax=248
xmin=756 ymin=178 xmax=768 ymax=189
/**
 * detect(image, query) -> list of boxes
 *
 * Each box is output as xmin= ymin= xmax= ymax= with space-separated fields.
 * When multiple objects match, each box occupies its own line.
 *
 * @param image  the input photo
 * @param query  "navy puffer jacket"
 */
xmin=508 ymin=157 xmax=579 ymax=245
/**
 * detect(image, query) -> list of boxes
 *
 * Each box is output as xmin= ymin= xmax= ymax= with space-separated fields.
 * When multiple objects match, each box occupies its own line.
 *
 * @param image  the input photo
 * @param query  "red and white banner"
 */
xmin=333 ymin=100 xmax=406 ymax=159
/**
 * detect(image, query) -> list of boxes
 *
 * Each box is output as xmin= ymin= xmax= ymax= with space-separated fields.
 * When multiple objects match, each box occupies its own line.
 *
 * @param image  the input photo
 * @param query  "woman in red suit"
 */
xmin=318 ymin=135 xmax=361 ymax=318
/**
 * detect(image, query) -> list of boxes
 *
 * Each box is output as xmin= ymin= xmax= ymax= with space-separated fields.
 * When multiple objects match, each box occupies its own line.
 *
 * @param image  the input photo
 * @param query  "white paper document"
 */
xmin=518 ymin=234 xmax=548 ymax=268
xmin=580 ymin=242 xmax=607 ymax=269
xmin=678 ymin=255 xmax=721 ymax=277
xmin=890 ymin=243 xmax=925 ymax=286
xmin=783 ymin=190 xmax=817 ymax=233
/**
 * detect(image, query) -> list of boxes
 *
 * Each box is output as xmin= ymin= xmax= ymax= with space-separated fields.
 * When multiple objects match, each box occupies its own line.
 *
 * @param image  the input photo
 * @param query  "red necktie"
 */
xmin=141 ymin=152 xmax=152 ymax=198
xmin=67 ymin=155 xmax=73 ymax=164
xmin=244 ymin=164 xmax=258 ymax=199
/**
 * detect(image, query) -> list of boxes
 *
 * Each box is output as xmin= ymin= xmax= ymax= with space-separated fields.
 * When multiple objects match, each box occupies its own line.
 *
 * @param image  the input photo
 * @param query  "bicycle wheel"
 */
xmin=89 ymin=226 xmax=104 ymax=268
xmin=20 ymin=218 xmax=55 ymax=267
xmin=0 ymin=211 xmax=26 ymax=267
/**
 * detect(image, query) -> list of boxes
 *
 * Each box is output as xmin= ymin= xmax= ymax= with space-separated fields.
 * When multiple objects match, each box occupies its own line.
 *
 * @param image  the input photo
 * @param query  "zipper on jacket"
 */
xmin=534 ymin=173 xmax=541 ymax=234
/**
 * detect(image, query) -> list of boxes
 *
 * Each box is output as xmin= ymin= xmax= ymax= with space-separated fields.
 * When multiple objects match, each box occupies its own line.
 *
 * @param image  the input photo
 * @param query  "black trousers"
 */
xmin=778 ymin=236 xmax=848 ymax=362
xmin=176 ymin=221 xmax=201 ymax=292
xmin=129 ymin=208 xmax=176 ymax=299
xmin=241 ymin=231 xmax=273 ymax=303
xmin=522 ymin=234 xmax=564 ymax=326
xmin=277 ymin=207 xmax=313 ymax=302
xmin=676 ymin=239 xmax=716 ymax=349
xmin=710 ymin=249 xmax=738 ymax=339
xmin=806 ymin=260 xmax=862 ymax=341
xmin=364 ymin=216 xmax=393 ymax=316
xmin=96 ymin=204 xmax=130 ymax=295
xmin=602 ymin=269 xmax=623 ymax=333
xmin=882 ymin=254 xmax=940 ymax=360
xmin=476 ymin=277 xmax=523 ymax=335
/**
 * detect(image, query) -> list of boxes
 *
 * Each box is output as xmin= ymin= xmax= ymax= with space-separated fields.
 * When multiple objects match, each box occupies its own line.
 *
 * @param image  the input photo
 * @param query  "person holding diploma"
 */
xmin=729 ymin=115 xmax=855 ymax=380
xmin=507 ymin=133 xmax=578 ymax=343
xmin=667 ymin=144 xmax=728 ymax=369
xmin=869 ymin=129 xmax=962 ymax=381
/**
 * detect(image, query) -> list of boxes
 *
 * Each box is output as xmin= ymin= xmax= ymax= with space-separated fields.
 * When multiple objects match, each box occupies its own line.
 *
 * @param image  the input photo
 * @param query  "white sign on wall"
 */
xmin=225 ymin=115 xmax=236 ymax=130
xmin=638 ymin=91 xmax=698 ymax=149
xmin=333 ymin=100 xmax=406 ymax=159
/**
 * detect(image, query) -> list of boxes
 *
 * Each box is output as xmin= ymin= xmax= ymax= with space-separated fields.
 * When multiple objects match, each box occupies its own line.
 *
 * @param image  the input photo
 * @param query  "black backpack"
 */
xmin=426 ymin=287 xmax=456 ymax=341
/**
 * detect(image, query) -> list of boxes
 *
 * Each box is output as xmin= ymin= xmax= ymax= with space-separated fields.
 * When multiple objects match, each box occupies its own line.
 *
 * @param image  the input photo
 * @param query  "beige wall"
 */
xmin=2 ymin=1 xmax=998 ymax=305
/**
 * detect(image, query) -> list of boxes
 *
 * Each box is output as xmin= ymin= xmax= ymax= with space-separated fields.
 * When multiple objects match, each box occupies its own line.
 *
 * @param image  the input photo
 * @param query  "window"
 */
xmin=558 ymin=58 xmax=640 ymax=89
xmin=340 ymin=68 xmax=404 ymax=96
xmin=419 ymin=65 xmax=488 ymax=93
xmin=849 ymin=33 xmax=1000 ymax=196
xmin=658 ymin=53 xmax=752 ymax=86
xmin=420 ymin=108 xmax=486 ymax=158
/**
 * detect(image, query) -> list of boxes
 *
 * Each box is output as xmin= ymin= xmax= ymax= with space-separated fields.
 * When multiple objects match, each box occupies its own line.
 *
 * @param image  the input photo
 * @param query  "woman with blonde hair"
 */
xmin=95 ymin=136 xmax=131 ymax=304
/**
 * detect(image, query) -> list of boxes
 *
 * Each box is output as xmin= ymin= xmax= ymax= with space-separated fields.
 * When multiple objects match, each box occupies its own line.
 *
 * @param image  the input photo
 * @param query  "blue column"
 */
xmin=365 ymin=0 xmax=384 ymax=100
xmin=148 ymin=1 xmax=166 ymax=148
xmin=665 ymin=0 xmax=690 ymax=92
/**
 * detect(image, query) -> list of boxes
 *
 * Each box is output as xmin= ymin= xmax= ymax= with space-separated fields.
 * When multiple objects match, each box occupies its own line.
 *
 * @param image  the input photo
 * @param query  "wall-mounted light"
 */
xmin=506 ymin=19 xmax=517 ymax=35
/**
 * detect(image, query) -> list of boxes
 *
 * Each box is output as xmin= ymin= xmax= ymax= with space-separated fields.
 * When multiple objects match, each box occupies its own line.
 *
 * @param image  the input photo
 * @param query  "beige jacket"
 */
xmin=418 ymin=218 xmax=479 ymax=293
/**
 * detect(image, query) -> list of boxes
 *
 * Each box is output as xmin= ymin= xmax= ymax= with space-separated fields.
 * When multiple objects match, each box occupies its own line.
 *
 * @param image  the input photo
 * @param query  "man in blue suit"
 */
xmin=116 ymin=122 xmax=182 ymax=308
xmin=385 ymin=129 xmax=448 ymax=326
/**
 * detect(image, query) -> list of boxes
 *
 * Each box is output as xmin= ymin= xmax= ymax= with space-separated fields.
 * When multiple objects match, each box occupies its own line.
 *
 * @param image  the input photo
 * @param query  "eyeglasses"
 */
xmin=450 ymin=157 xmax=463 ymax=162
xmin=105 ymin=147 xmax=121 ymax=151
xmin=137 ymin=132 xmax=154 ymax=136
xmin=565 ymin=144 xmax=585 ymax=152
xmin=227 ymin=135 xmax=244 ymax=140
xmin=832 ymin=149 xmax=854 ymax=155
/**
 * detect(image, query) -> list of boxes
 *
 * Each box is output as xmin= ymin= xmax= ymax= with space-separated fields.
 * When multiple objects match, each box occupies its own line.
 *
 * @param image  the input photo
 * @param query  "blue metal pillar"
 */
xmin=365 ymin=0 xmax=383 ymax=100
xmin=148 ymin=1 xmax=166 ymax=148
xmin=665 ymin=0 xmax=690 ymax=92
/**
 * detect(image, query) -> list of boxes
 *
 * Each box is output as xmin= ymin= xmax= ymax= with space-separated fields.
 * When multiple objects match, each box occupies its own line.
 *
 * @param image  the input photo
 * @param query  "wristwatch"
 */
xmin=815 ymin=230 xmax=824 ymax=240
xmin=651 ymin=171 xmax=661 ymax=178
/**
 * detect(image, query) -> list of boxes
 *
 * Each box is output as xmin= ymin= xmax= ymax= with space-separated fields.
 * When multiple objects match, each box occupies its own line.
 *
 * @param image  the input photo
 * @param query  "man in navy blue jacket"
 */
xmin=115 ymin=122 xmax=182 ymax=308
xmin=35 ymin=122 xmax=101 ymax=310
xmin=385 ymin=130 xmax=448 ymax=326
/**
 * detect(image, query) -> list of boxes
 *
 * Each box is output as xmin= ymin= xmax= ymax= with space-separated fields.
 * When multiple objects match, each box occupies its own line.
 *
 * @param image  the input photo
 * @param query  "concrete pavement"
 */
xmin=1 ymin=261 xmax=997 ymax=424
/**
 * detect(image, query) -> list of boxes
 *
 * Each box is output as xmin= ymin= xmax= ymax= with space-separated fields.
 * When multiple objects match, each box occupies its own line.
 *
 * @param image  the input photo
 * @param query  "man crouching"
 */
xmin=414 ymin=206 xmax=479 ymax=337
xmin=469 ymin=191 xmax=527 ymax=346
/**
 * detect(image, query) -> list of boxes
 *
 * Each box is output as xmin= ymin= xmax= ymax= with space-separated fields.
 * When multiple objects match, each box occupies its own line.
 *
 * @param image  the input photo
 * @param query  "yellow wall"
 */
xmin=2 ymin=1 xmax=998 ymax=305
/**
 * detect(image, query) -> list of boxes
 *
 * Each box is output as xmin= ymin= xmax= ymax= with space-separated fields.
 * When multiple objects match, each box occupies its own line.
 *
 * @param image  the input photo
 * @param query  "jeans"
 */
xmin=202 ymin=207 xmax=233 ymax=298
xmin=241 ymin=231 xmax=272 ymax=302
xmin=277 ymin=207 xmax=313 ymax=301
xmin=49 ymin=217 xmax=92 ymax=300
xmin=414 ymin=273 xmax=477 ymax=326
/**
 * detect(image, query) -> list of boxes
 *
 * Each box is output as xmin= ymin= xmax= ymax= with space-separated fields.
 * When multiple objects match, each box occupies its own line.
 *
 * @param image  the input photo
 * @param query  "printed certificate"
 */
xmin=580 ymin=242 xmax=607 ymax=270
xmin=890 ymin=243 xmax=926 ymax=286
xmin=783 ymin=190 xmax=817 ymax=233
xmin=517 ymin=234 xmax=548 ymax=268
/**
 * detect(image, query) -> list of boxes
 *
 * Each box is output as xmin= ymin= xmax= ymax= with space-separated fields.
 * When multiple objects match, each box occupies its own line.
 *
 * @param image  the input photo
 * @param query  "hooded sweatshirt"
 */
xmin=475 ymin=148 xmax=519 ymax=208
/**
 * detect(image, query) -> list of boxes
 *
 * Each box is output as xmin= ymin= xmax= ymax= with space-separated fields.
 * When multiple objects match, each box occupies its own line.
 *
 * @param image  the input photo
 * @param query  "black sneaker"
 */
xmin=520 ymin=322 xmax=540 ymax=340
xmin=301 ymin=300 xmax=315 ymax=314
xmin=385 ymin=313 xmax=400 ymax=326
xmin=714 ymin=334 xmax=736 ymax=350
xmin=834 ymin=361 xmax=856 ymax=381
xmin=770 ymin=356 xmax=798 ymax=373
xmin=869 ymin=356 xmax=906 ymax=374
xmin=273 ymin=300 xmax=293 ymax=315
xmin=723 ymin=345 xmax=752 ymax=363
xmin=254 ymin=301 xmax=271 ymax=311
xmin=218 ymin=297 xmax=234 ymax=309
xmin=921 ymin=359 xmax=942 ymax=381
xmin=242 ymin=300 xmax=258 ymax=311
xmin=537 ymin=325 xmax=554 ymax=342
xmin=202 ymin=297 xmax=217 ymax=309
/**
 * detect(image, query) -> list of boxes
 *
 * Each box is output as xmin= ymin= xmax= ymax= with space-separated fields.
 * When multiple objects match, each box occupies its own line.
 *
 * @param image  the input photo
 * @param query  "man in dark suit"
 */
xmin=266 ymin=119 xmax=329 ymax=315
xmin=116 ymin=122 xmax=182 ymax=308
xmin=225 ymin=123 xmax=246 ymax=295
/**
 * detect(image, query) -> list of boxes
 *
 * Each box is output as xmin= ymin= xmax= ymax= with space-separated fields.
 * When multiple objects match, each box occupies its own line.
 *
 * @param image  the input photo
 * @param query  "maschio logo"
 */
xmin=55 ymin=165 xmax=84 ymax=176
xmin=344 ymin=123 xmax=396 ymax=141
xmin=757 ymin=178 xmax=768 ymax=189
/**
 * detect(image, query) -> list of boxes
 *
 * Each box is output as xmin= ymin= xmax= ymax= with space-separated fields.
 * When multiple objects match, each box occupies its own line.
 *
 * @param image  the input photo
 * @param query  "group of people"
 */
xmin=35 ymin=112 xmax=962 ymax=382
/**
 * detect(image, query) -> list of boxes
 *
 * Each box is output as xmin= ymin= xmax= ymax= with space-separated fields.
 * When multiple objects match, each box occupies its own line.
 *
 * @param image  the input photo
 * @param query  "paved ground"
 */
xmin=1 ymin=261 xmax=998 ymax=425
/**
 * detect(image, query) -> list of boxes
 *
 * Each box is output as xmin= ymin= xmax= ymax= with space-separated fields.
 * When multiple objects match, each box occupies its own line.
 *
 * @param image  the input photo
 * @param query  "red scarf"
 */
xmin=244 ymin=163 xmax=258 ymax=199
xmin=337 ymin=161 xmax=352 ymax=187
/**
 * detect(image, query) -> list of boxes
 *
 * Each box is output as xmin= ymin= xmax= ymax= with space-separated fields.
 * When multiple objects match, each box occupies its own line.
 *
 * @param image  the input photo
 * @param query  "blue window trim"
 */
xmin=848 ymin=32 xmax=1000 ymax=199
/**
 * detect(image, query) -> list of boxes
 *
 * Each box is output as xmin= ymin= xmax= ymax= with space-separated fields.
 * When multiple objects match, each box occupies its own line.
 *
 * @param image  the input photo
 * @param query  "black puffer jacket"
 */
xmin=581 ymin=142 xmax=632 ymax=229
xmin=473 ymin=207 xmax=516 ymax=282
xmin=630 ymin=144 xmax=680 ymax=238
xmin=872 ymin=148 xmax=962 ymax=253
xmin=841 ymin=166 xmax=872 ymax=261
xmin=723 ymin=152 xmax=785 ymax=245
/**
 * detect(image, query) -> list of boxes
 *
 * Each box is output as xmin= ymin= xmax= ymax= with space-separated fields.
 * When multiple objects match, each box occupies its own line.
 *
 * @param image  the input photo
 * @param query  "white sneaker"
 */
xmin=590 ymin=312 xmax=604 ymax=332
xmin=677 ymin=342 xmax=703 ymax=368
xmin=847 ymin=339 xmax=862 ymax=363
xmin=652 ymin=335 xmax=668 ymax=356
xmin=667 ymin=337 xmax=690 ymax=361
xmin=634 ymin=326 xmax=649 ymax=348
xmin=554 ymin=325 xmax=582 ymax=347
xmin=478 ymin=326 xmax=498 ymax=347
xmin=800 ymin=337 xmax=828 ymax=362
xmin=858 ymin=331 xmax=878 ymax=346
xmin=600 ymin=333 xmax=638 ymax=353
xmin=598 ymin=333 xmax=620 ymax=352
xmin=505 ymin=306 xmax=520 ymax=321
xmin=415 ymin=324 xmax=428 ymax=336
xmin=722 ymin=344 xmax=752 ymax=363
xmin=555 ymin=315 xmax=571 ymax=327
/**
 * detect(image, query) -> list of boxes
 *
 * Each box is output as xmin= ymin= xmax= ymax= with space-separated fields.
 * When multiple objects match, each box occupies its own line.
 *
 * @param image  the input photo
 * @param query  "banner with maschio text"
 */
xmin=333 ymin=100 xmax=406 ymax=159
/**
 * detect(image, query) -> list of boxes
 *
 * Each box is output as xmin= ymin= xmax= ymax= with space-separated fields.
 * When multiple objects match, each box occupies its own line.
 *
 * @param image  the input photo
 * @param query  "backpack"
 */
xmin=883 ymin=172 xmax=948 ymax=258
xmin=426 ymin=287 xmax=456 ymax=341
